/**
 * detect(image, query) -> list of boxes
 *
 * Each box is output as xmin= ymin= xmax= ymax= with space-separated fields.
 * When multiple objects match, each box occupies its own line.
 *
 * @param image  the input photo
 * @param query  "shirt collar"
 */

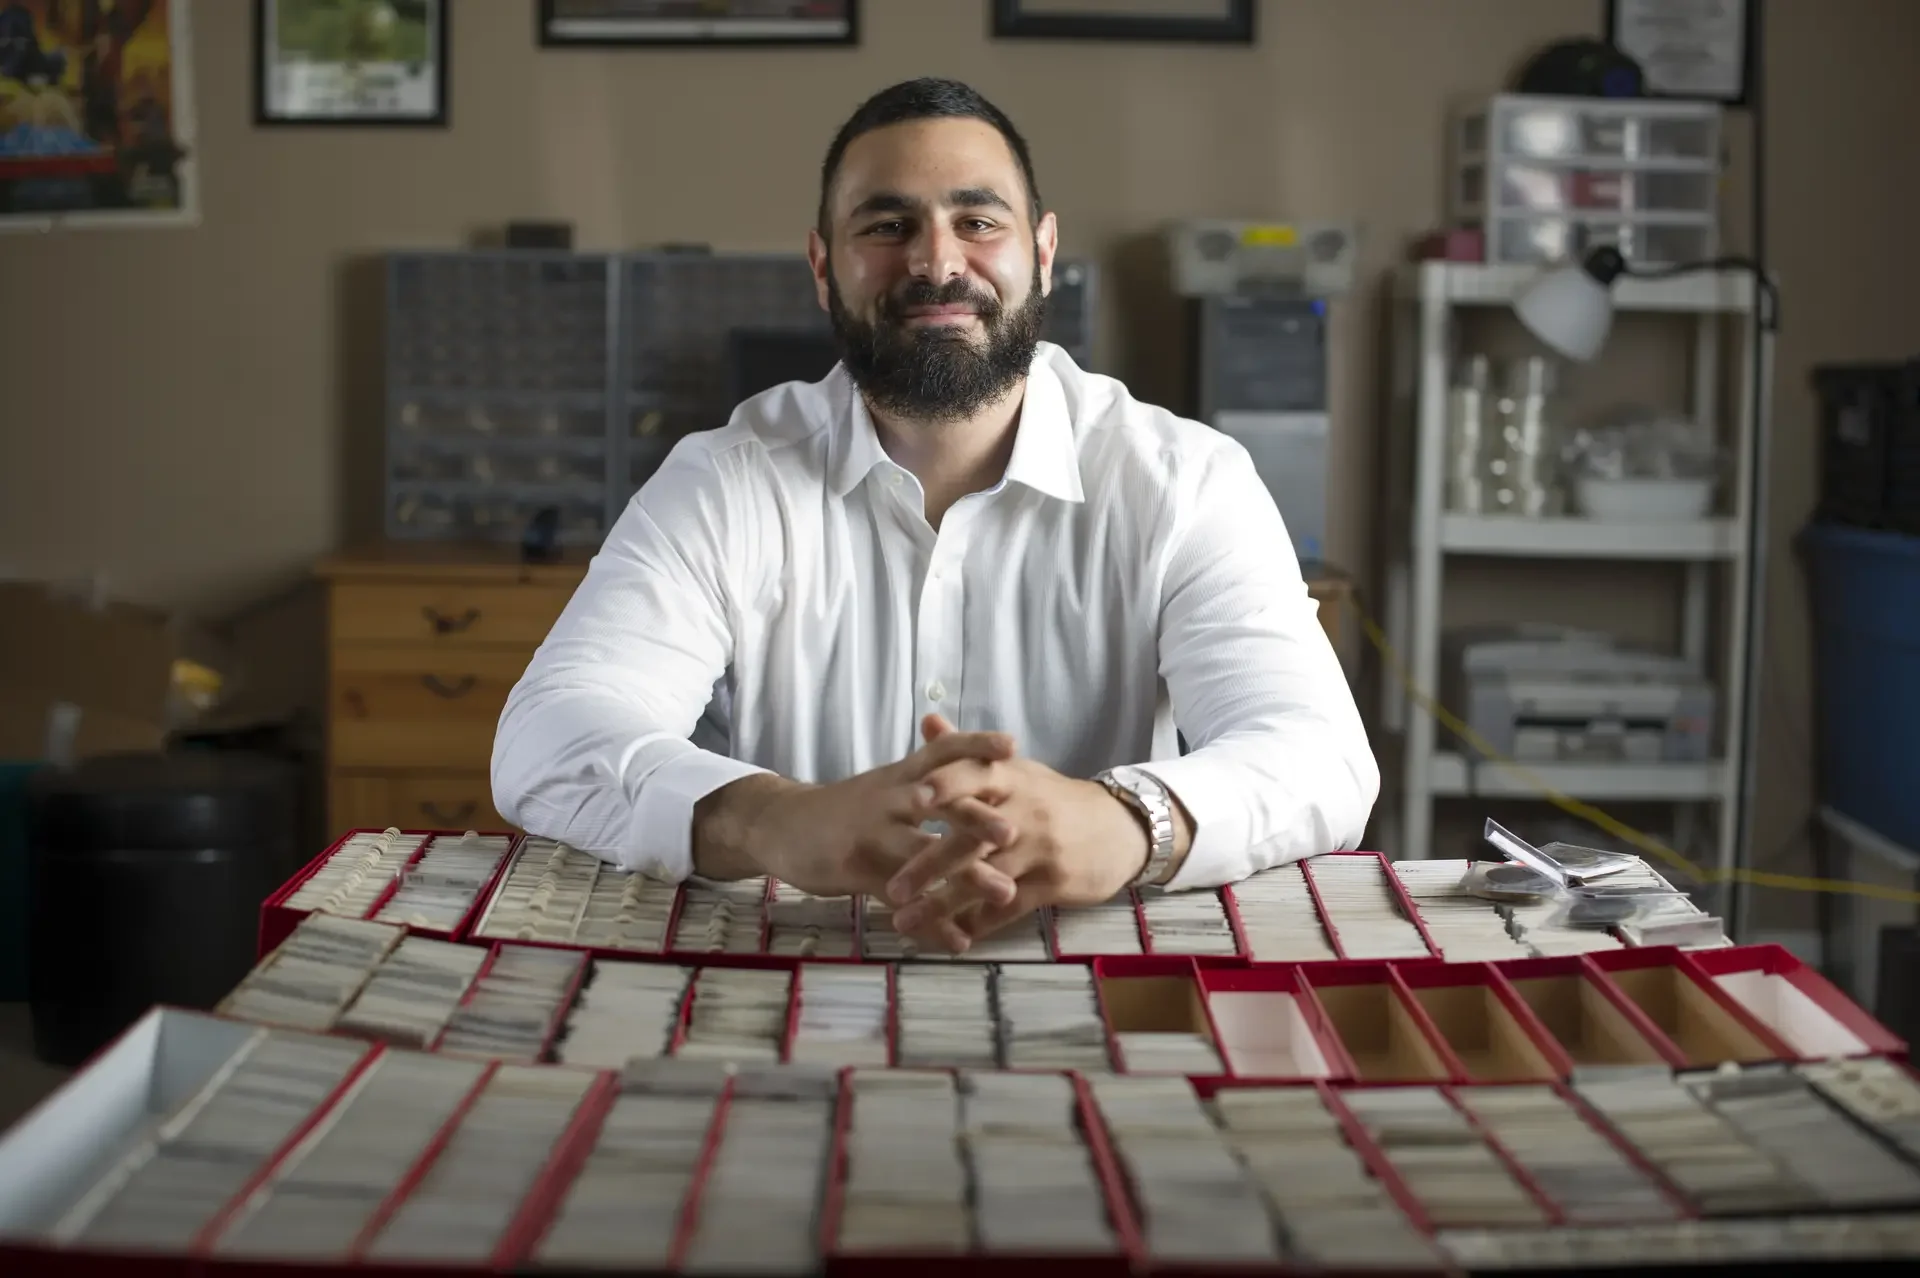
xmin=828 ymin=345 xmax=1085 ymax=504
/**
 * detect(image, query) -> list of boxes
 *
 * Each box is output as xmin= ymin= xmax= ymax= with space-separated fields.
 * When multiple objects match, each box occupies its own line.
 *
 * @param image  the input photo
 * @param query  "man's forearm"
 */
xmin=691 ymin=773 xmax=801 ymax=879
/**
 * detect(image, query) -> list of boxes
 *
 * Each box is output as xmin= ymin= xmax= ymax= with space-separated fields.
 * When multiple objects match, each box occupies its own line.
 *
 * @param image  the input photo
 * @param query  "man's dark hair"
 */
xmin=817 ymin=77 xmax=1043 ymax=234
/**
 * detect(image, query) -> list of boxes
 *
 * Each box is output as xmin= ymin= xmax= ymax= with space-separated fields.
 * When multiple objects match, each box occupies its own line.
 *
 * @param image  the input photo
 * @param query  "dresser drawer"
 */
xmin=330 ymin=646 xmax=527 ymax=770
xmin=329 ymin=581 xmax=575 ymax=647
xmin=328 ymin=770 xmax=512 ymax=837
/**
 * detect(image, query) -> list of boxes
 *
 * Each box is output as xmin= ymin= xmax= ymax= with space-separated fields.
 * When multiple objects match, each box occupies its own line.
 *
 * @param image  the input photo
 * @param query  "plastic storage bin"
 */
xmin=1453 ymin=94 xmax=1722 ymax=269
xmin=1814 ymin=359 xmax=1920 ymax=534
xmin=1801 ymin=522 xmax=1920 ymax=852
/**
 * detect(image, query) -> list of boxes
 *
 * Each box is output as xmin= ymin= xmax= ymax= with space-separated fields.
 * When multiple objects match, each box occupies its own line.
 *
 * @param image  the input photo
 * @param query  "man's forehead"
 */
xmin=832 ymin=118 xmax=1024 ymax=211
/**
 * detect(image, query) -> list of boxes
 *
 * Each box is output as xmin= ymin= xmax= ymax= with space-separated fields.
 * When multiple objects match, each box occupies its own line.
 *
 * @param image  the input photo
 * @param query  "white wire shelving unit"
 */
xmin=1378 ymin=260 xmax=1774 ymax=923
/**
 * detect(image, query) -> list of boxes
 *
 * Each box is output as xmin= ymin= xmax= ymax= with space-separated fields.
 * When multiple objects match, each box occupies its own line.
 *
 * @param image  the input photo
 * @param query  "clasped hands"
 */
xmin=733 ymin=713 xmax=1152 ymax=953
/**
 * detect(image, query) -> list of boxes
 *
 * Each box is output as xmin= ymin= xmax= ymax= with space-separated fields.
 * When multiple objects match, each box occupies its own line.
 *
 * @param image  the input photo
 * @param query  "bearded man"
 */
xmin=492 ymin=77 xmax=1378 ymax=954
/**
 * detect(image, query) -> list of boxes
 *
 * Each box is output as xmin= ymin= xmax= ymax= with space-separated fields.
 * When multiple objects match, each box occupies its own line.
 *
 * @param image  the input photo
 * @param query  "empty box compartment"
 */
xmin=1506 ymin=971 xmax=1675 ymax=1068
xmin=1307 ymin=976 xmax=1455 ymax=1082
xmin=1401 ymin=975 xmax=1560 ymax=1082
xmin=1596 ymin=961 xmax=1778 ymax=1067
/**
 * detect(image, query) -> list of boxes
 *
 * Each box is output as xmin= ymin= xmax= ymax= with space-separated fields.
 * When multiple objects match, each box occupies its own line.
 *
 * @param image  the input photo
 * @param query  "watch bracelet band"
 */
xmin=1097 ymin=768 xmax=1176 ymax=888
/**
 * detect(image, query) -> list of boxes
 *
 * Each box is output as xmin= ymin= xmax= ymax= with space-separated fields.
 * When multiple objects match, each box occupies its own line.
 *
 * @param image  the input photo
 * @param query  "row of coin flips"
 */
xmin=32 ymin=1017 xmax=1920 ymax=1270
xmin=275 ymin=830 xmax=513 ymax=934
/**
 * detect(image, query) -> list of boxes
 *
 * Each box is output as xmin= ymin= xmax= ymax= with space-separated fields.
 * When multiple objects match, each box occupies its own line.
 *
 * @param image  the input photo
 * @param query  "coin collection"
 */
xmin=1391 ymin=859 xmax=1533 ymax=960
xmin=1573 ymin=1066 xmax=1821 ymax=1215
xmin=435 ymin=943 xmax=583 ymax=1061
xmin=552 ymin=960 xmax=691 ymax=1068
xmin=1138 ymin=887 xmax=1239 ymax=956
xmin=471 ymin=838 xmax=600 ymax=944
xmin=1210 ymin=1084 xmax=1446 ymax=1270
xmin=669 ymin=878 xmax=771 ymax=954
xmin=965 ymin=1072 xmax=1121 ymax=1255
xmin=362 ymin=1064 xmax=596 ymax=1263
xmin=532 ymin=1060 xmax=726 ymax=1271
xmin=1054 ymin=896 xmax=1146 ymax=955
xmin=1442 ymin=1214 xmax=1920 ymax=1269
xmin=280 ymin=828 xmax=427 ymax=917
xmin=1341 ymin=1086 xmax=1550 ymax=1227
xmin=1451 ymin=1084 xmax=1682 ymax=1223
xmin=1113 ymin=1029 xmax=1224 ymax=1075
xmin=334 ymin=935 xmax=488 ymax=1047
xmin=833 ymin=1069 xmax=970 ymax=1253
xmin=676 ymin=1065 xmax=838 ymax=1274
xmin=1092 ymin=1074 xmax=1281 ymax=1263
xmin=371 ymin=832 xmax=515 ymax=932
xmin=212 ymin=1050 xmax=490 ymax=1260
xmin=674 ymin=967 xmax=793 ymax=1064
xmin=58 ymin=1029 xmax=369 ymax=1250
xmin=766 ymin=880 xmax=858 ymax=958
xmin=1228 ymin=863 xmax=1339 ymax=961
xmin=571 ymin=864 xmax=678 ymax=952
xmin=1800 ymin=1056 xmax=1920 ymax=1163
xmin=996 ymin=964 xmax=1112 ymax=1071
xmin=219 ymin=912 xmax=404 ymax=1031
xmin=788 ymin=964 xmax=891 ymax=1067
xmin=1306 ymin=854 xmax=1435 ymax=959
xmin=894 ymin=965 xmax=998 ymax=1068
xmin=1681 ymin=1067 xmax=1920 ymax=1210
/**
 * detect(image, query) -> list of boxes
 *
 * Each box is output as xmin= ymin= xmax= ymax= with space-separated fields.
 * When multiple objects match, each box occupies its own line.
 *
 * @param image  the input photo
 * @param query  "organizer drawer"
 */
xmin=328 ymin=771 xmax=511 ymax=837
xmin=330 ymin=646 xmax=528 ymax=770
xmin=330 ymin=581 xmax=575 ymax=646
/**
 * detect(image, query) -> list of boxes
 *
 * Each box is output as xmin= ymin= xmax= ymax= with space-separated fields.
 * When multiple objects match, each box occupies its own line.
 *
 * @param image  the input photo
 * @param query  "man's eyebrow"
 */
xmin=847 ymin=187 xmax=1016 ymax=220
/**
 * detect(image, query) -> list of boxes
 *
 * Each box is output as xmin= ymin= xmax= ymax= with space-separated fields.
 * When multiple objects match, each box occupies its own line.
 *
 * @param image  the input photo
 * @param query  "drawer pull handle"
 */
xmin=421 ymin=674 xmax=478 ymax=698
xmin=421 ymin=800 xmax=477 ymax=826
xmin=423 ymin=606 xmax=481 ymax=635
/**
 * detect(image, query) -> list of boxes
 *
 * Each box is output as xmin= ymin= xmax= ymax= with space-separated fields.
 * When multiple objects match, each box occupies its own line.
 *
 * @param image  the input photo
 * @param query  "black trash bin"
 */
xmin=27 ymin=750 xmax=301 ymax=1067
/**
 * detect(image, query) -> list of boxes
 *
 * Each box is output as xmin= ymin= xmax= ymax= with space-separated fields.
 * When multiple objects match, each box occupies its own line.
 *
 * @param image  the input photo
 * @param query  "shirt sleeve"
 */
xmin=490 ymin=441 xmax=770 ymax=879
xmin=1132 ymin=441 xmax=1380 ymax=891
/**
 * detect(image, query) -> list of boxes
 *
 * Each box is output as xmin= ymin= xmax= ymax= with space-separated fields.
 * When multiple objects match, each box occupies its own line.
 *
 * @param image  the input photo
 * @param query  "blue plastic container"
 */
xmin=1802 ymin=522 xmax=1920 ymax=852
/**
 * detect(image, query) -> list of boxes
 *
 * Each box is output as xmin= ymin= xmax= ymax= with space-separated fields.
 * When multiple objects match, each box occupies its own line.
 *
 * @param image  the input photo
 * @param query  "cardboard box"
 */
xmin=0 ymin=581 xmax=225 ymax=764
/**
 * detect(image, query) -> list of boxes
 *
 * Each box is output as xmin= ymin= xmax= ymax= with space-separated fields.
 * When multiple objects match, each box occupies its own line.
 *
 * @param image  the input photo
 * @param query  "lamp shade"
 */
xmin=1514 ymin=260 xmax=1615 ymax=362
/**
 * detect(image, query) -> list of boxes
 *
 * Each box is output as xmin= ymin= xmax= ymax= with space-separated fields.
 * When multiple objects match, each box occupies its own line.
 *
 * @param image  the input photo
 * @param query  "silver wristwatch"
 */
xmin=1094 ymin=765 xmax=1176 ymax=888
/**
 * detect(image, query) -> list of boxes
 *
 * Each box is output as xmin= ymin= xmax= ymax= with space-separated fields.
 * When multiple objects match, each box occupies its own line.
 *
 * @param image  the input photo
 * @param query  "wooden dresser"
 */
xmin=318 ymin=544 xmax=590 ymax=838
xmin=317 ymin=545 xmax=1352 ymax=837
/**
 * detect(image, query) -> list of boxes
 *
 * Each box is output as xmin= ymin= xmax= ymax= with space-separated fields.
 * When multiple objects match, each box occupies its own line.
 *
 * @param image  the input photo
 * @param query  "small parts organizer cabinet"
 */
xmin=320 ymin=544 xmax=590 ymax=837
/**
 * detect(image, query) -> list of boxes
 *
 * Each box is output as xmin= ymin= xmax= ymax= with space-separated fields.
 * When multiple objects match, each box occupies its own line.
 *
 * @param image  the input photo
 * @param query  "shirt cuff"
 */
xmin=1131 ymin=755 xmax=1259 ymax=893
xmin=625 ymin=749 xmax=772 ymax=879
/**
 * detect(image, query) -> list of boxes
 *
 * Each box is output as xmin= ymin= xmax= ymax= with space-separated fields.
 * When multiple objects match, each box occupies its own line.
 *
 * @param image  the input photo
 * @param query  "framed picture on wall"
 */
xmin=1605 ymin=0 xmax=1756 ymax=106
xmin=991 ymin=0 xmax=1255 ymax=44
xmin=538 ymin=1 xmax=859 ymax=47
xmin=254 ymin=0 xmax=450 ymax=126
xmin=0 ymin=0 xmax=201 ymax=231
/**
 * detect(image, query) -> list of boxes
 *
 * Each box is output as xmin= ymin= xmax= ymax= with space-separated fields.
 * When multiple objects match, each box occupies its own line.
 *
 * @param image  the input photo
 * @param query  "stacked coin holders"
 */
xmin=220 ymin=912 xmax=408 ymax=1033
xmin=433 ymin=943 xmax=589 ymax=1062
xmin=261 ymin=828 xmax=505 ymax=955
xmin=10 ymin=1004 xmax=1920 ymax=1275
xmin=269 ymin=835 xmax=1753 ymax=971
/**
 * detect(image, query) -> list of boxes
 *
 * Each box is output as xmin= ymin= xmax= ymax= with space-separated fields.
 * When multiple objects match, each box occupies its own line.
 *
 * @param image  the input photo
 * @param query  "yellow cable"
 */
xmin=1357 ymin=608 xmax=1920 ymax=907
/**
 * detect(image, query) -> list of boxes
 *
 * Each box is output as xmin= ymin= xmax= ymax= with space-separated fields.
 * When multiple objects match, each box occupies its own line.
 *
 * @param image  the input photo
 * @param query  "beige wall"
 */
xmin=2 ymin=0 xmax=1917 ymax=923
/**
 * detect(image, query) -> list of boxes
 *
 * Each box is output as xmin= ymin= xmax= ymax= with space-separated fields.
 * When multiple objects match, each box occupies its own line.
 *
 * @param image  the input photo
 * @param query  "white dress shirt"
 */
xmin=492 ymin=342 xmax=1378 ymax=890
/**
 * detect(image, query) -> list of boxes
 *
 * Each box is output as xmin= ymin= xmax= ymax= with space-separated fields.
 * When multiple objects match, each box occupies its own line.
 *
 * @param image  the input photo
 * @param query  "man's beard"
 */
xmin=827 ymin=259 xmax=1047 ymax=424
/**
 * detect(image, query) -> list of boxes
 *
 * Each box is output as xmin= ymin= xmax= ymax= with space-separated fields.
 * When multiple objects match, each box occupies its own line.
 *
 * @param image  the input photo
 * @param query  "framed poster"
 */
xmin=991 ymin=0 xmax=1255 ymax=43
xmin=538 ymin=1 xmax=859 ymax=48
xmin=255 ymin=0 xmax=449 ymax=126
xmin=0 ymin=0 xmax=198 ymax=230
xmin=1606 ymin=0 xmax=1756 ymax=106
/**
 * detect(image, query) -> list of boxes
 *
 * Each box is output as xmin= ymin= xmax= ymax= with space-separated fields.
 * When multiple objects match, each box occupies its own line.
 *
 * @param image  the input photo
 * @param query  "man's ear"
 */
xmin=1035 ymin=211 xmax=1059 ymax=297
xmin=807 ymin=227 xmax=831 ymax=312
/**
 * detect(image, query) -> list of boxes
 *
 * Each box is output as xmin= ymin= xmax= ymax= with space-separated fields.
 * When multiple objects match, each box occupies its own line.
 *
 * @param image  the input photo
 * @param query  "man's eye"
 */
xmin=864 ymin=221 xmax=906 ymax=236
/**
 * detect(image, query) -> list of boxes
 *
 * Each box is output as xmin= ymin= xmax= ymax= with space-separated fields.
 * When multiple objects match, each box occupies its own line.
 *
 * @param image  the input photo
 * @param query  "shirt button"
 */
xmin=888 ymin=472 xmax=903 ymax=488
xmin=926 ymin=680 xmax=947 ymax=703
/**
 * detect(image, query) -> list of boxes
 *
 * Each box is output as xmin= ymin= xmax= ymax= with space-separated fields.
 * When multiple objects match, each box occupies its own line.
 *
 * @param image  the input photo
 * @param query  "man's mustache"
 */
xmin=879 ymin=279 xmax=1001 ymax=322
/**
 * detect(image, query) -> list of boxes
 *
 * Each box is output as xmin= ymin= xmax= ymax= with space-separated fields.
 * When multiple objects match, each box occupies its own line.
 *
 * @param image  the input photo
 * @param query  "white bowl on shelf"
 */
xmin=1574 ymin=475 xmax=1715 ymax=522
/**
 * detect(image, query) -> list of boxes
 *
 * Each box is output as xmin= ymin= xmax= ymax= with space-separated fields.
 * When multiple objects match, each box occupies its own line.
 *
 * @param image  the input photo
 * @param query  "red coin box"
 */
xmin=1297 ymin=851 xmax=1443 ymax=960
xmin=1683 ymin=942 xmax=1906 ymax=1061
xmin=1093 ymin=955 xmax=1232 ymax=1078
xmin=1196 ymin=965 xmax=1355 ymax=1081
xmin=1294 ymin=962 xmax=1464 ymax=1083
xmin=1493 ymin=954 xmax=1687 ymax=1070
xmin=1583 ymin=945 xmax=1797 ymax=1068
xmin=1394 ymin=961 xmax=1574 ymax=1082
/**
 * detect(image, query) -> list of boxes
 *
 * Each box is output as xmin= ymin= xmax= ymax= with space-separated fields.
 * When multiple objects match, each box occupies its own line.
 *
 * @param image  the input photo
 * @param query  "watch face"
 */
xmin=1105 ymin=765 xmax=1145 ymax=789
